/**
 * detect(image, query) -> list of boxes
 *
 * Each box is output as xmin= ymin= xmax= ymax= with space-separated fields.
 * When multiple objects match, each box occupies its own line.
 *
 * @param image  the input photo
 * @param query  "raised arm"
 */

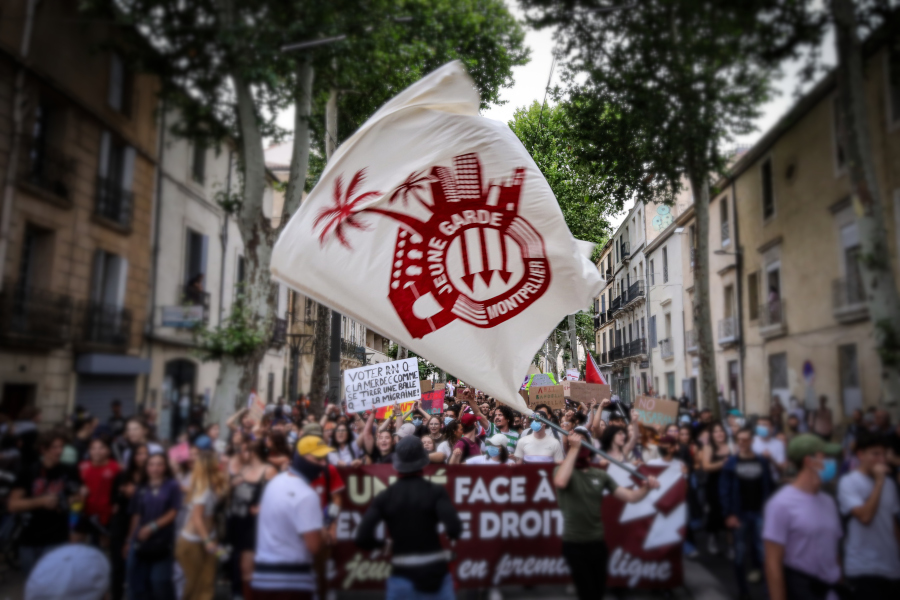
xmin=462 ymin=389 xmax=490 ymax=431
xmin=613 ymin=476 xmax=659 ymax=503
xmin=360 ymin=411 xmax=376 ymax=454
xmin=622 ymin=422 xmax=638 ymax=459
xmin=554 ymin=432 xmax=583 ymax=489
xmin=226 ymin=408 xmax=247 ymax=432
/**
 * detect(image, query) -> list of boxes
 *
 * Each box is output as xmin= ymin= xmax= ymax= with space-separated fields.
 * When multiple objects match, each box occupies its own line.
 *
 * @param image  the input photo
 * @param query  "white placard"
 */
xmin=344 ymin=357 xmax=421 ymax=413
xmin=565 ymin=368 xmax=580 ymax=381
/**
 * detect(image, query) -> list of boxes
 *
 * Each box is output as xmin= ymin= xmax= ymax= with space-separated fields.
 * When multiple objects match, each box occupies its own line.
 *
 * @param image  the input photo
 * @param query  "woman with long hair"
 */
xmin=226 ymin=436 xmax=277 ymax=599
xmin=127 ymin=451 xmax=180 ymax=600
xmin=175 ymin=437 xmax=228 ymax=600
xmin=328 ymin=423 xmax=363 ymax=467
xmin=436 ymin=419 xmax=462 ymax=463
xmin=111 ymin=444 xmax=148 ymax=600
xmin=265 ymin=431 xmax=291 ymax=472
xmin=701 ymin=422 xmax=733 ymax=555
xmin=426 ymin=415 xmax=445 ymax=445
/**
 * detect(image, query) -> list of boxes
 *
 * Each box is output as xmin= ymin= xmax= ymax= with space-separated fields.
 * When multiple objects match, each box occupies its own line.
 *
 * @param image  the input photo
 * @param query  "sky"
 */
xmin=274 ymin=2 xmax=835 ymax=230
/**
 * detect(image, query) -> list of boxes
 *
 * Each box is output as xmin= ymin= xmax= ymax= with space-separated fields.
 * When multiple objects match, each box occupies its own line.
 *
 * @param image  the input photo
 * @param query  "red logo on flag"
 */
xmin=315 ymin=153 xmax=552 ymax=338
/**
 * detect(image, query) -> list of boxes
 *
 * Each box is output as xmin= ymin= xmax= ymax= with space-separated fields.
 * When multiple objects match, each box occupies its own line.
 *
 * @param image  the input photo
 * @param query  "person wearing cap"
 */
xmin=554 ymin=427 xmax=659 ymax=600
xmin=465 ymin=434 xmax=511 ymax=465
xmin=448 ymin=413 xmax=483 ymax=464
xmin=837 ymin=431 xmax=900 ymax=598
xmin=720 ymin=427 xmax=776 ymax=597
xmin=176 ymin=435 xmax=227 ymax=600
xmin=763 ymin=433 xmax=844 ymax=600
xmin=251 ymin=436 xmax=326 ymax=599
xmin=25 ymin=543 xmax=110 ymax=600
xmin=355 ymin=436 xmax=462 ymax=599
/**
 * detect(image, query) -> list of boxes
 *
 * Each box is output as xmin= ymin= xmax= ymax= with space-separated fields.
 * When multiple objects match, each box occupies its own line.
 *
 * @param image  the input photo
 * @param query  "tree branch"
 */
xmin=283 ymin=57 xmax=314 ymax=218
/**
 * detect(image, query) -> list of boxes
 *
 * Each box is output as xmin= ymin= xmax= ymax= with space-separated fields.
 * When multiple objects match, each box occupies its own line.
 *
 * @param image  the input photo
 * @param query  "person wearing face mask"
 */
xmin=751 ymin=416 xmax=786 ymax=479
xmin=763 ymin=434 xmax=843 ymax=600
xmin=554 ymin=427 xmax=660 ymax=600
xmin=513 ymin=408 xmax=564 ymax=464
xmin=464 ymin=434 xmax=510 ymax=465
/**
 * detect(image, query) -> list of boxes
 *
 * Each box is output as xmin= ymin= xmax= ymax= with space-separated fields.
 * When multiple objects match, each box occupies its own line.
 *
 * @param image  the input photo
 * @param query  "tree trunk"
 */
xmin=689 ymin=172 xmax=720 ymax=420
xmin=308 ymin=302 xmax=331 ymax=417
xmin=567 ymin=314 xmax=579 ymax=370
xmin=397 ymin=345 xmax=409 ymax=360
xmin=833 ymin=0 xmax=900 ymax=412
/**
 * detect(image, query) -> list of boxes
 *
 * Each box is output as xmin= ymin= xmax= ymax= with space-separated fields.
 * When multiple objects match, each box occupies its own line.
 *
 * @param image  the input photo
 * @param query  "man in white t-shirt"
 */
xmin=837 ymin=432 xmax=900 ymax=598
xmin=752 ymin=416 xmax=786 ymax=477
xmin=252 ymin=456 xmax=324 ymax=598
xmin=514 ymin=408 xmax=564 ymax=464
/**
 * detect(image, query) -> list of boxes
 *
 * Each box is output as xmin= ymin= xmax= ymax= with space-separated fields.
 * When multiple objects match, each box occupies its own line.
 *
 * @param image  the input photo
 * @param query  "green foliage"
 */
xmin=508 ymin=101 xmax=615 ymax=254
xmin=386 ymin=343 xmax=442 ymax=380
xmin=194 ymin=295 xmax=267 ymax=362
xmin=518 ymin=0 xmax=824 ymax=198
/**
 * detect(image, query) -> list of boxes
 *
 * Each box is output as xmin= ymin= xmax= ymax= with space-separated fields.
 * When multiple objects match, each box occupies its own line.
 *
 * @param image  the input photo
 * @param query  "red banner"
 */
xmin=329 ymin=463 xmax=685 ymax=591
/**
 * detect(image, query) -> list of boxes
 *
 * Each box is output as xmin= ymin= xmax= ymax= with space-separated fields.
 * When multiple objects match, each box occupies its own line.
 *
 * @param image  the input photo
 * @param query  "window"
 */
xmin=267 ymin=372 xmax=275 ymax=404
xmin=96 ymin=131 xmax=136 ymax=225
xmin=601 ymin=295 xmax=606 ymax=313
xmin=649 ymin=315 xmax=657 ymax=348
xmin=840 ymin=222 xmax=864 ymax=304
xmin=720 ymin=198 xmax=730 ymax=245
xmin=664 ymin=313 xmax=672 ymax=338
xmin=235 ymin=255 xmax=245 ymax=297
xmin=748 ymin=272 xmax=760 ymax=320
xmin=192 ymin=142 xmax=206 ymax=184
xmin=768 ymin=352 xmax=788 ymax=400
xmin=640 ymin=317 xmax=645 ymax=339
xmin=662 ymin=246 xmax=669 ymax=283
xmin=666 ymin=372 xmax=676 ymax=399
xmin=833 ymin=98 xmax=846 ymax=172
xmin=602 ymin=332 xmax=606 ymax=353
xmin=184 ymin=229 xmax=208 ymax=302
xmin=649 ymin=259 xmax=655 ymax=285
xmin=91 ymin=249 xmax=128 ymax=308
xmin=889 ymin=40 xmax=900 ymax=127
xmin=724 ymin=284 xmax=734 ymax=319
xmin=839 ymin=344 xmax=862 ymax=414
xmin=689 ymin=224 xmax=697 ymax=270
xmin=107 ymin=52 xmax=133 ymax=115
xmin=761 ymin=158 xmax=775 ymax=220
xmin=18 ymin=224 xmax=54 ymax=291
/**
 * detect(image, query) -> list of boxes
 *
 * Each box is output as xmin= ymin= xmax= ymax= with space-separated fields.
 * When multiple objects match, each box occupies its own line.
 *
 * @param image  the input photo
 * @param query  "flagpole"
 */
xmin=530 ymin=413 xmax=647 ymax=481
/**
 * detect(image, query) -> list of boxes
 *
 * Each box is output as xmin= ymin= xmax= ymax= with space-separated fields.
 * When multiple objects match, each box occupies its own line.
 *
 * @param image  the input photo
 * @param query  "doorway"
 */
xmin=164 ymin=359 xmax=196 ymax=441
xmin=0 ymin=384 xmax=36 ymax=419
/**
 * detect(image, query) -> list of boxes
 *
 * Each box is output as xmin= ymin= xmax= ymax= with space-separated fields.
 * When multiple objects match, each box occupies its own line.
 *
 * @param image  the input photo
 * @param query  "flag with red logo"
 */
xmin=271 ymin=62 xmax=604 ymax=413
xmin=585 ymin=351 xmax=608 ymax=385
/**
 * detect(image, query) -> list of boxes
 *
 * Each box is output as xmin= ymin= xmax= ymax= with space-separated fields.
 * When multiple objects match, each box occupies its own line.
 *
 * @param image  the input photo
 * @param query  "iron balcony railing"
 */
xmin=609 ymin=295 xmax=622 ymax=316
xmin=659 ymin=337 xmax=674 ymax=359
xmin=759 ymin=300 xmax=786 ymax=329
xmin=604 ymin=268 xmax=612 ymax=281
xmin=270 ymin=317 xmax=287 ymax=347
xmin=600 ymin=351 xmax=608 ymax=364
xmin=95 ymin=176 xmax=134 ymax=226
xmin=625 ymin=280 xmax=645 ymax=305
xmin=626 ymin=337 xmax=647 ymax=358
xmin=341 ymin=339 xmax=366 ymax=363
xmin=22 ymin=141 xmax=73 ymax=199
xmin=718 ymin=316 xmax=740 ymax=344
xmin=0 ymin=281 xmax=72 ymax=349
xmin=80 ymin=301 xmax=131 ymax=349
xmin=609 ymin=345 xmax=625 ymax=361
xmin=621 ymin=241 xmax=631 ymax=261
xmin=833 ymin=277 xmax=865 ymax=311
xmin=600 ymin=312 xmax=607 ymax=325
xmin=685 ymin=329 xmax=698 ymax=353
xmin=593 ymin=314 xmax=600 ymax=329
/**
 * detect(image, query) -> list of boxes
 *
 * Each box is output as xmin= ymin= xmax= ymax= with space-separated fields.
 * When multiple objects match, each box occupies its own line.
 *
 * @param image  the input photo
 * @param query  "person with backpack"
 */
xmin=448 ymin=413 xmax=482 ymax=464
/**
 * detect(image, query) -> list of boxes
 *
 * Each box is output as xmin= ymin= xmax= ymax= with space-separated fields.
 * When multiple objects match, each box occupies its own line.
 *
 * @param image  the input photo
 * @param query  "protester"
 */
xmin=118 ymin=418 xmax=164 ymax=466
xmin=251 ymin=437 xmax=324 ymax=598
xmin=327 ymin=422 xmax=363 ymax=466
xmin=8 ymin=430 xmax=83 ymax=574
xmin=763 ymin=434 xmax=843 ymax=600
xmin=15 ymin=406 xmax=42 ymax=468
xmin=837 ymin=431 xmax=900 ymax=598
xmin=554 ymin=427 xmax=659 ymax=600
xmin=701 ymin=422 xmax=732 ymax=556
xmin=355 ymin=436 xmax=462 ymax=600
xmin=110 ymin=443 xmax=149 ymax=600
xmin=599 ymin=424 xmax=637 ymax=467
xmin=79 ymin=437 xmax=121 ymax=543
xmin=128 ymin=452 xmax=181 ymax=600
xmin=807 ymin=395 xmax=834 ymax=441
xmin=300 ymin=435 xmax=345 ymax=600
xmin=751 ymin=416 xmax=786 ymax=478
xmin=265 ymin=430 xmax=292 ymax=472
xmin=465 ymin=433 xmax=511 ymax=464
xmin=721 ymin=427 xmax=775 ymax=598
xmin=448 ymin=413 xmax=482 ymax=464
xmin=514 ymin=407 xmax=564 ymax=463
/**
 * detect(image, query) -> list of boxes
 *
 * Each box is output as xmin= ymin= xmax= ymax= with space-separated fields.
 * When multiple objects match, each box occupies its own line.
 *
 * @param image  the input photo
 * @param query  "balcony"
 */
xmin=610 ymin=344 xmax=625 ymax=361
xmin=600 ymin=351 xmax=608 ymax=364
xmin=341 ymin=339 xmax=366 ymax=364
xmin=79 ymin=301 xmax=131 ymax=350
xmin=659 ymin=337 xmax=674 ymax=359
xmin=21 ymin=142 xmax=74 ymax=202
xmin=270 ymin=317 xmax=287 ymax=348
xmin=604 ymin=268 xmax=612 ymax=281
xmin=832 ymin=278 xmax=867 ymax=323
xmin=621 ymin=241 xmax=631 ymax=261
xmin=600 ymin=312 xmax=607 ymax=326
xmin=626 ymin=337 xmax=647 ymax=358
xmin=95 ymin=176 xmax=134 ymax=227
xmin=685 ymin=329 xmax=698 ymax=354
xmin=759 ymin=299 xmax=787 ymax=339
xmin=718 ymin=316 xmax=740 ymax=346
xmin=161 ymin=290 xmax=210 ymax=328
xmin=0 ymin=281 xmax=72 ymax=350
xmin=624 ymin=280 xmax=645 ymax=306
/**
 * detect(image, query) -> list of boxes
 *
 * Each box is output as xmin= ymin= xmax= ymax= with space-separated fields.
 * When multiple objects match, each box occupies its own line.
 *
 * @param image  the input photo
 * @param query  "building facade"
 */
xmin=0 ymin=0 xmax=157 ymax=423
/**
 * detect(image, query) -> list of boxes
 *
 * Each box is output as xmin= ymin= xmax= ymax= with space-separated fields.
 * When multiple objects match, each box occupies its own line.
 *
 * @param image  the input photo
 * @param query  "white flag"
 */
xmin=271 ymin=61 xmax=604 ymax=414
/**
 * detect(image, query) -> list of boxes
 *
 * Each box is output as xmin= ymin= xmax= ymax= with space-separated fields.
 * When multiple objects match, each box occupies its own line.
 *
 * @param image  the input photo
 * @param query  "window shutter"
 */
xmin=98 ymin=131 xmax=111 ymax=178
xmin=650 ymin=315 xmax=657 ymax=348
xmin=115 ymin=256 xmax=129 ymax=308
xmin=122 ymin=146 xmax=136 ymax=192
xmin=91 ymin=250 xmax=105 ymax=302
xmin=108 ymin=54 xmax=124 ymax=111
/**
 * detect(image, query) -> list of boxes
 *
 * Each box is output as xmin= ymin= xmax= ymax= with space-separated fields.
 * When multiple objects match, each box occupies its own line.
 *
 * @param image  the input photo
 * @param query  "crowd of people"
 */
xmin=0 ymin=388 xmax=897 ymax=600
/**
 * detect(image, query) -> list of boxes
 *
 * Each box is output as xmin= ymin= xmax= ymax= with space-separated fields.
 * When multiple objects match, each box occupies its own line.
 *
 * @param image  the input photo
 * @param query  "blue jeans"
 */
xmin=733 ymin=511 xmax=764 ymax=595
xmin=129 ymin=553 xmax=175 ymax=600
xmin=386 ymin=573 xmax=455 ymax=600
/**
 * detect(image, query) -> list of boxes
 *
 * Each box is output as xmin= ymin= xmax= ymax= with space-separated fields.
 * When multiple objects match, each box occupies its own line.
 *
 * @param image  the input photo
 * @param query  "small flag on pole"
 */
xmin=585 ymin=351 xmax=607 ymax=385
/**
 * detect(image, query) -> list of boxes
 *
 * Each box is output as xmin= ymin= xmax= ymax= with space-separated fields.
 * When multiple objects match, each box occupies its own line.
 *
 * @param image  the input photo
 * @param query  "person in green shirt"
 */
xmin=554 ymin=426 xmax=659 ymax=600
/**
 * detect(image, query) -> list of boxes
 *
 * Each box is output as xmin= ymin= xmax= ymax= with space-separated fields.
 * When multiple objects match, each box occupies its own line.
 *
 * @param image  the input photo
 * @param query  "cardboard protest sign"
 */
xmin=435 ymin=382 xmax=446 ymax=391
xmin=565 ymin=368 xmax=580 ymax=381
xmin=518 ymin=389 xmax=530 ymax=407
xmin=374 ymin=389 xmax=445 ymax=419
xmin=528 ymin=385 xmax=566 ymax=410
xmin=523 ymin=372 xmax=558 ymax=389
xmin=344 ymin=358 xmax=420 ymax=413
xmin=247 ymin=391 xmax=266 ymax=424
xmin=634 ymin=396 xmax=679 ymax=427
xmin=565 ymin=382 xmax=612 ymax=405
xmin=420 ymin=380 xmax=433 ymax=393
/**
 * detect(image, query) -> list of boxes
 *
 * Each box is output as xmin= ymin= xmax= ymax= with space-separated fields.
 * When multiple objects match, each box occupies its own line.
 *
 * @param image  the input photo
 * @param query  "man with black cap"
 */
xmin=355 ymin=435 xmax=462 ymax=600
xmin=554 ymin=426 xmax=659 ymax=600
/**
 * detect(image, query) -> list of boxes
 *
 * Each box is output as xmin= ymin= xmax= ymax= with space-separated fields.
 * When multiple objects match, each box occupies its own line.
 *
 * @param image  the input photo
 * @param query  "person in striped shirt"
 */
xmin=460 ymin=389 xmax=519 ymax=453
